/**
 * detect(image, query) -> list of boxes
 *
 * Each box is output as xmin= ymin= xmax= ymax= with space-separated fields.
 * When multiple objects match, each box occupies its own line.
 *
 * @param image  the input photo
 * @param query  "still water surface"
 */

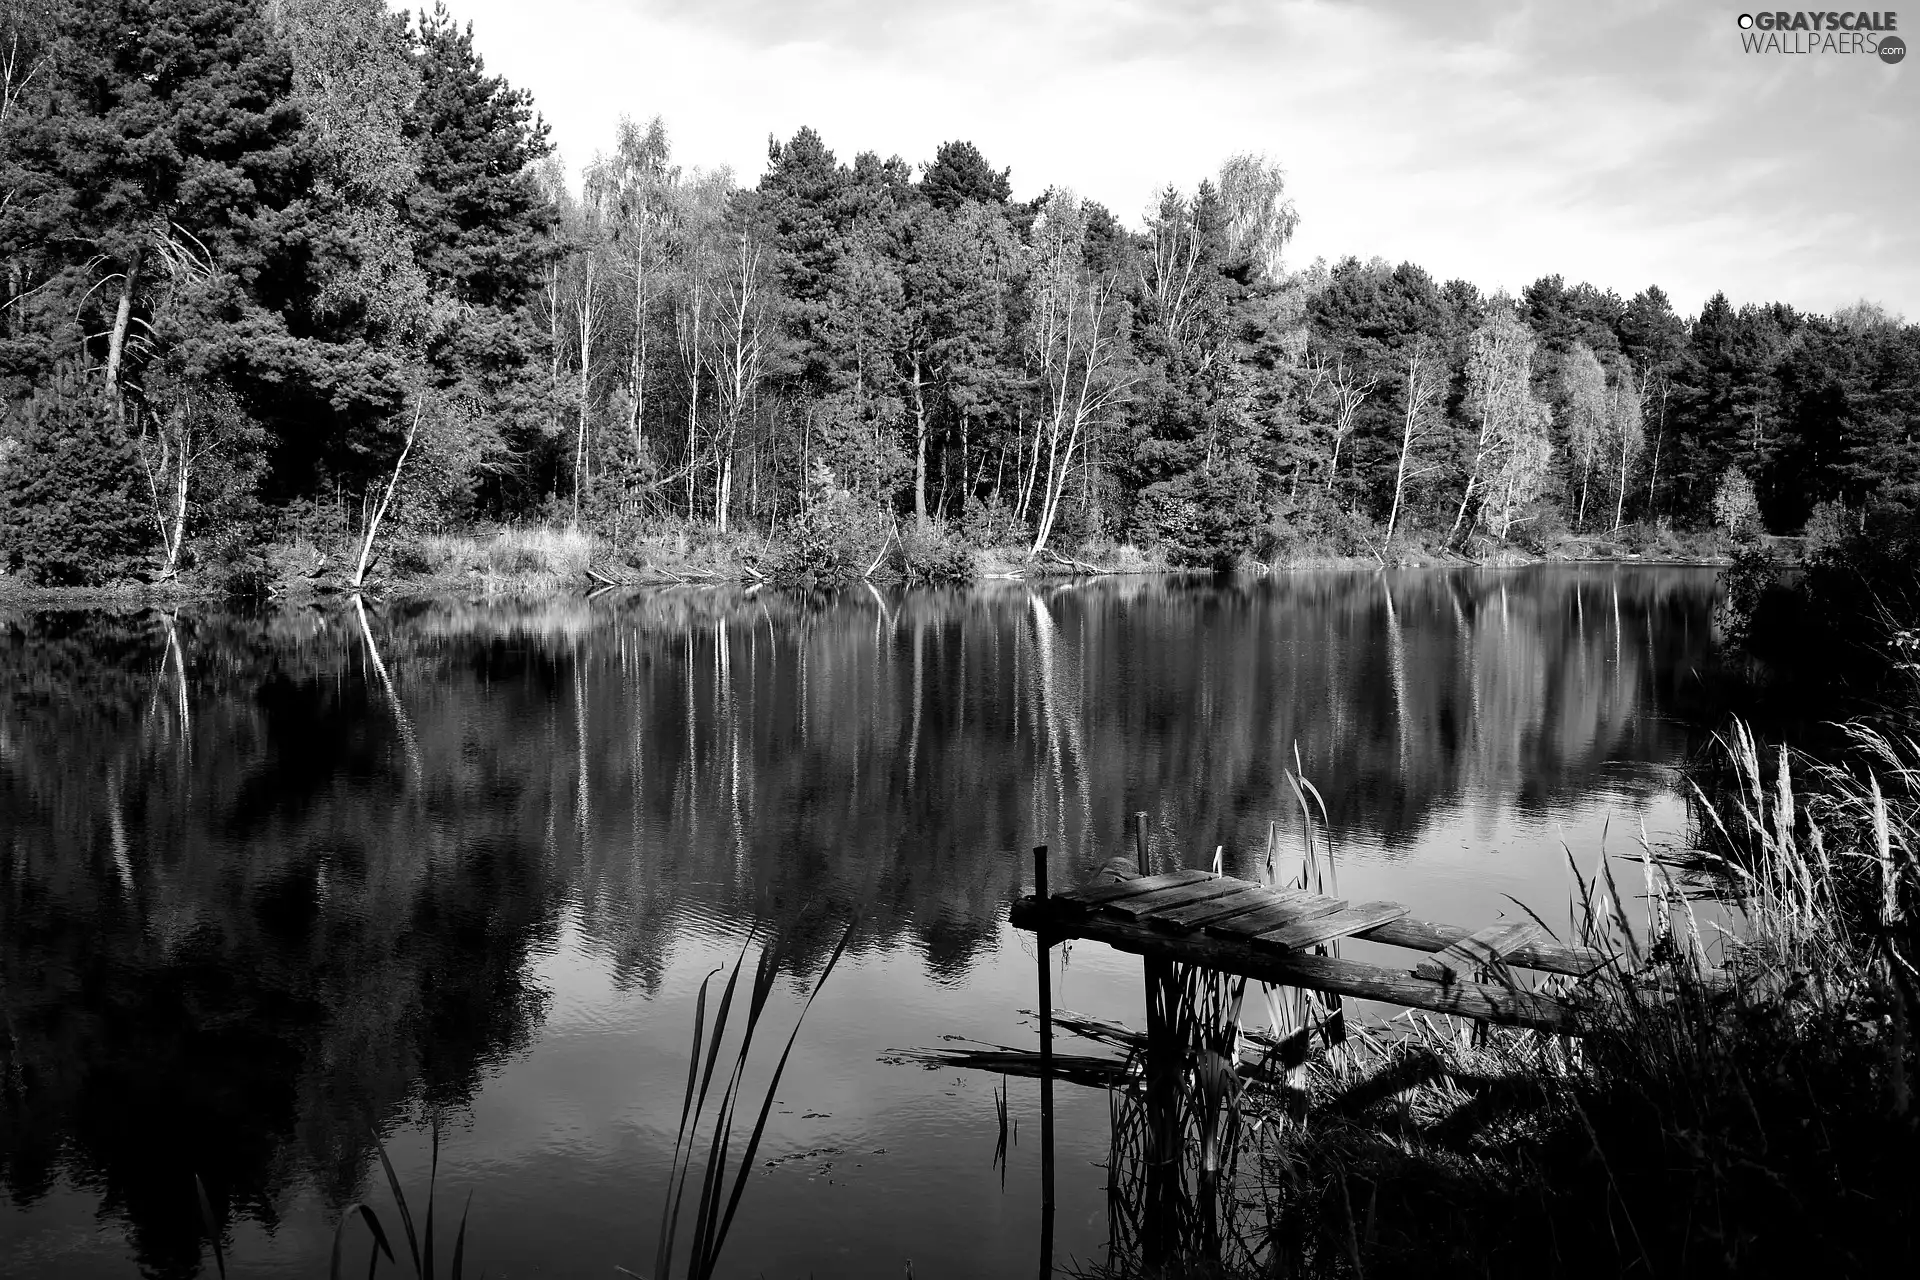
xmin=0 ymin=567 xmax=1722 ymax=1279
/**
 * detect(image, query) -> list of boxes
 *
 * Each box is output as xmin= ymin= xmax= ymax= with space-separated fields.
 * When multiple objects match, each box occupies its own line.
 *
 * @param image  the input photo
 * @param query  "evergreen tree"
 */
xmin=402 ymin=0 xmax=556 ymax=510
xmin=0 ymin=368 xmax=150 ymax=584
xmin=0 ymin=0 xmax=303 ymax=409
xmin=919 ymin=140 xmax=1011 ymax=211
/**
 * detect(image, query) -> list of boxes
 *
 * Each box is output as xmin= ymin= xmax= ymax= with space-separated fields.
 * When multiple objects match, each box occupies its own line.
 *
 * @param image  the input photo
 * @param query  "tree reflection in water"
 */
xmin=0 ymin=567 xmax=1721 ymax=1277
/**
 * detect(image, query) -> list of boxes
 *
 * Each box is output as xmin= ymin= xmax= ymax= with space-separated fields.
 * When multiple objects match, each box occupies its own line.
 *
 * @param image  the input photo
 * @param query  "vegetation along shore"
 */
xmin=2 ymin=3 xmax=1903 ymax=598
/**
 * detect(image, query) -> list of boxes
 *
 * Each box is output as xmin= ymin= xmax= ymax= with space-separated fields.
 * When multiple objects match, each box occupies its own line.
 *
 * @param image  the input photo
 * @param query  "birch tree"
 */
xmin=1608 ymin=365 xmax=1647 ymax=530
xmin=1216 ymin=153 xmax=1299 ymax=283
xmin=1560 ymin=342 xmax=1608 ymax=529
xmin=670 ymin=171 xmax=729 ymax=519
xmin=1458 ymin=310 xmax=1554 ymax=541
xmin=706 ymin=222 xmax=778 ymax=533
xmin=589 ymin=116 xmax=677 ymax=467
xmin=567 ymin=198 xmax=608 ymax=524
xmin=1142 ymin=187 xmax=1208 ymax=354
xmin=1380 ymin=340 xmax=1444 ymax=556
xmin=1325 ymin=358 xmax=1376 ymax=495
xmin=1025 ymin=191 xmax=1134 ymax=559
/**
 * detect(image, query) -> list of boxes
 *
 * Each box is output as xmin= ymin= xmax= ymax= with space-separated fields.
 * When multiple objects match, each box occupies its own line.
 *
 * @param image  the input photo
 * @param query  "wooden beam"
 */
xmin=1030 ymin=911 xmax=1579 ymax=1032
xmin=1256 ymin=902 xmax=1409 ymax=952
xmin=1414 ymin=921 xmax=1544 ymax=983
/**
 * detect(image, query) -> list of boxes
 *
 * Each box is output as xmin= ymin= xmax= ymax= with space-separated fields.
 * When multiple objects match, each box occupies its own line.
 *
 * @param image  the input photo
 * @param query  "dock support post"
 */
xmin=1033 ymin=845 xmax=1055 ymax=1279
xmin=1135 ymin=810 xmax=1178 ymax=1269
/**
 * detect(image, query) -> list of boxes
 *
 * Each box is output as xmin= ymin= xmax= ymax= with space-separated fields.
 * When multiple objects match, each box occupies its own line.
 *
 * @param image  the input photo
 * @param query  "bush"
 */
xmin=960 ymin=495 xmax=1023 ymax=549
xmin=766 ymin=464 xmax=892 ymax=589
xmin=893 ymin=518 xmax=974 ymax=584
xmin=1802 ymin=498 xmax=1855 ymax=569
xmin=0 ymin=372 xmax=153 ymax=586
xmin=1713 ymin=467 xmax=1763 ymax=537
xmin=1258 ymin=491 xmax=1379 ymax=562
xmin=1506 ymin=502 xmax=1569 ymax=555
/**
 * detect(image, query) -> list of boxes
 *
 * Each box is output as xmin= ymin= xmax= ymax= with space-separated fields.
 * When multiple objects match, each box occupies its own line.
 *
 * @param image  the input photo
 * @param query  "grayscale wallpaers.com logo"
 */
xmin=1738 ymin=11 xmax=1906 ymax=61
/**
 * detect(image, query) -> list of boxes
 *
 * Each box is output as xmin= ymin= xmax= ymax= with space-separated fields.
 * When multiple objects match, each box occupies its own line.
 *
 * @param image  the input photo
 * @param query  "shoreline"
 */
xmin=0 ymin=545 xmax=1735 ymax=609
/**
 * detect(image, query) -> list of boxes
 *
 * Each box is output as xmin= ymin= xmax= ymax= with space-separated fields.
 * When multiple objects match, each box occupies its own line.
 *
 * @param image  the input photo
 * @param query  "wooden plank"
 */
xmin=1256 ymin=902 xmax=1410 ymax=952
xmin=1024 ymin=910 xmax=1577 ymax=1032
xmin=1148 ymin=884 xmax=1278 ymax=932
xmin=1414 ymin=921 xmax=1543 ymax=983
xmin=1355 ymin=916 xmax=1609 ymax=978
xmin=1204 ymin=892 xmax=1346 ymax=940
xmin=1054 ymin=867 xmax=1208 ymax=908
xmin=1106 ymin=876 xmax=1246 ymax=920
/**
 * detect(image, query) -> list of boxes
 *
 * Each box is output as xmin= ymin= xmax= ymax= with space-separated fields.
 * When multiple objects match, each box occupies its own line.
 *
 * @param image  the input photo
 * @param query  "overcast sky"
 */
xmin=411 ymin=0 xmax=1920 ymax=319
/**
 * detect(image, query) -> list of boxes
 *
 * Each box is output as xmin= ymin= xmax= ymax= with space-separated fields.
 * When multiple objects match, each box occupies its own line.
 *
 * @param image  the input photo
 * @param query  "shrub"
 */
xmin=1713 ymin=467 xmax=1763 ymax=537
xmin=1506 ymin=501 xmax=1569 ymax=555
xmin=767 ymin=464 xmax=892 ymax=588
xmin=894 ymin=518 xmax=974 ymax=584
xmin=0 ymin=372 xmax=152 ymax=586
xmin=1802 ymin=498 xmax=1854 ymax=568
xmin=1258 ymin=491 xmax=1379 ymax=562
xmin=959 ymin=495 xmax=1023 ymax=548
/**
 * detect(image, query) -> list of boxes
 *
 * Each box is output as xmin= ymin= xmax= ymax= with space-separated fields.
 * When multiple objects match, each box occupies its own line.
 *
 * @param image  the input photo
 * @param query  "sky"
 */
xmin=407 ymin=0 xmax=1920 ymax=319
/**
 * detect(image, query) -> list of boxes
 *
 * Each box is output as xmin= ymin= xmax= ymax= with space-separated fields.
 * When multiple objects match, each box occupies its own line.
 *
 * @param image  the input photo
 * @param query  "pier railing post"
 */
xmin=1033 ymin=845 xmax=1055 ymax=1278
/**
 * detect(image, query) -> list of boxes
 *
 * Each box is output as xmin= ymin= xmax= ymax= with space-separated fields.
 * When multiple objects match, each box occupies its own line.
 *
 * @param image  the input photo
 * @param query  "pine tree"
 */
xmin=402 ymin=0 xmax=556 ymax=510
xmin=0 ymin=368 xmax=151 ymax=584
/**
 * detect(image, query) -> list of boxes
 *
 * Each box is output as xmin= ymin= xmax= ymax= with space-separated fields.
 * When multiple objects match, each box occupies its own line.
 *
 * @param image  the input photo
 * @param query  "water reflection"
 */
xmin=0 ymin=567 xmax=1722 ymax=1278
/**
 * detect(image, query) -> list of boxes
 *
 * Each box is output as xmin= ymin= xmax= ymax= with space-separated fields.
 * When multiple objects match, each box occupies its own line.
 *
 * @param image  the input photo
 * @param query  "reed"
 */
xmin=326 ymin=1120 xmax=469 ymax=1280
xmin=643 ymin=916 xmax=858 ymax=1280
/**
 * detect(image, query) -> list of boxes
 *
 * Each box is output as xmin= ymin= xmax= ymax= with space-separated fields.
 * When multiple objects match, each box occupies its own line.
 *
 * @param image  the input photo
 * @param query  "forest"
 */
xmin=2 ymin=0 xmax=1918 ymax=589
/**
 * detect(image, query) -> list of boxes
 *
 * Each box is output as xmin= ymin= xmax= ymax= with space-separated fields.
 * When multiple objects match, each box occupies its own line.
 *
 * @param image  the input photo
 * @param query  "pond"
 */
xmin=0 ymin=566 xmax=1723 ymax=1279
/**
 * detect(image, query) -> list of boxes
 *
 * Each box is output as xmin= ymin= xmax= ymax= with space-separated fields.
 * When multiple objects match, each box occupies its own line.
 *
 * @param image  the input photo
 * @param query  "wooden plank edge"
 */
xmin=1354 ymin=916 xmax=1612 ymax=978
xmin=1256 ymin=902 xmax=1410 ymax=952
xmin=1062 ymin=913 xmax=1579 ymax=1032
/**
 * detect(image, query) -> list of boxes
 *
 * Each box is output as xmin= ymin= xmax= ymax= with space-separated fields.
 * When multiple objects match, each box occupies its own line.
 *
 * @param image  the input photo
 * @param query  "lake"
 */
xmin=0 ymin=566 xmax=1723 ymax=1279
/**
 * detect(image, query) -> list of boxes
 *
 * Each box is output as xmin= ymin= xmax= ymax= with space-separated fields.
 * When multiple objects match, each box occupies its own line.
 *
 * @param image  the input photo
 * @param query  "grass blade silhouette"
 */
xmin=329 ymin=1203 xmax=396 ymax=1280
xmin=422 ymin=1124 xmax=439 ymax=1280
xmin=657 ymin=936 xmax=752 ymax=1280
xmin=449 ymin=1190 xmax=471 ymax=1280
xmin=711 ymin=918 xmax=858 ymax=1254
xmin=193 ymin=1174 xmax=227 ymax=1280
xmin=373 ymin=1137 xmax=423 ymax=1276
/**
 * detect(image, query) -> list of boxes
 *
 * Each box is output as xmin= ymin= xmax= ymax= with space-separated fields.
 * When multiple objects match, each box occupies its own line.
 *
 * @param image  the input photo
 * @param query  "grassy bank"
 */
xmin=0 ymin=517 xmax=1734 ymax=605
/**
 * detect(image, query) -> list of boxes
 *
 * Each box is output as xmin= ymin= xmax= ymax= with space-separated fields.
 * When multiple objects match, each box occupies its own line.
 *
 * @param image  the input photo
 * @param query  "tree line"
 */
xmin=2 ymin=0 xmax=1916 ymax=585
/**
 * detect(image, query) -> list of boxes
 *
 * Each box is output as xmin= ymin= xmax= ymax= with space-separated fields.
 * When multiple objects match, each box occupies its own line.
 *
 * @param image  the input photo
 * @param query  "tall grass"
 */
xmin=408 ymin=526 xmax=599 ymax=588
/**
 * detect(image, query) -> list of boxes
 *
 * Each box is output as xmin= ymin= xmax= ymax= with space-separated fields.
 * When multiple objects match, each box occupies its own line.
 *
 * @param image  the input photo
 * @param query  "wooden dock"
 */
xmin=996 ymin=827 xmax=1637 ymax=1276
xmin=1010 ymin=864 xmax=1611 ymax=1033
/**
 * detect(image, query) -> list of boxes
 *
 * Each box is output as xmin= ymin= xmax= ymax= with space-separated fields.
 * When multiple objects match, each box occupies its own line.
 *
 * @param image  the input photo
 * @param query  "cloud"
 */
xmin=405 ymin=0 xmax=1920 ymax=316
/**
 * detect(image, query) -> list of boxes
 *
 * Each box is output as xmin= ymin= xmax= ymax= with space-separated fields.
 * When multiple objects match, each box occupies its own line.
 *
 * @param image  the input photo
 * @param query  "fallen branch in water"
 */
xmin=882 ymin=1044 xmax=1133 ymax=1089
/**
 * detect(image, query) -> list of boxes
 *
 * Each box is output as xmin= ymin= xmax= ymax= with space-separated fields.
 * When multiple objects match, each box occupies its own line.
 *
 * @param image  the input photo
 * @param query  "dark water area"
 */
xmin=0 ymin=567 xmax=1723 ymax=1279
